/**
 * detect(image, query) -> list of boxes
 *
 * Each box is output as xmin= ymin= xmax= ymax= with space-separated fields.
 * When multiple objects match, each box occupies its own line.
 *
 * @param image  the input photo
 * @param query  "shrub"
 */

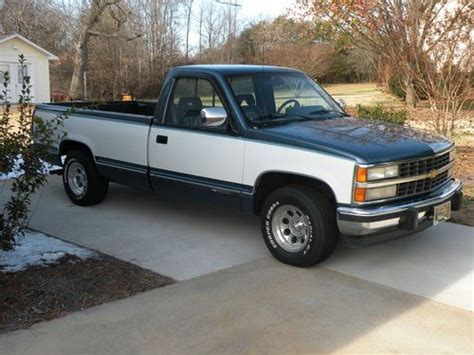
xmin=388 ymin=76 xmax=406 ymax=100
xmin=0 ymin=55 xmax=67 ymax=251
xmin=356 ymin=103 xmax=407 ymax=125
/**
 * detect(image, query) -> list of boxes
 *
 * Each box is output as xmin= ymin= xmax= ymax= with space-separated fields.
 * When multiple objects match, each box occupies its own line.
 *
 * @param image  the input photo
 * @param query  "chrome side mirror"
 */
xmin=200 ymin=107 xmax=227 ymax=126
xmin=336 ymin=98 xmax=346 ymax=109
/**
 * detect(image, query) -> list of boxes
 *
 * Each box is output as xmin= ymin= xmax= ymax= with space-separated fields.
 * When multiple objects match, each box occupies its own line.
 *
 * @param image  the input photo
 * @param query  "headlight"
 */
xmin=365 ymin=185 xmax=397 ymax=201
xmin=354 ymin=164 xmax=399 ymax=202
xmin=354 ymin=185 xmax=397 ymax=202
xmin=367 ymin=165 xmax=399 ymax=181
xmin=356 ymin=165 xmax=399 ymax=182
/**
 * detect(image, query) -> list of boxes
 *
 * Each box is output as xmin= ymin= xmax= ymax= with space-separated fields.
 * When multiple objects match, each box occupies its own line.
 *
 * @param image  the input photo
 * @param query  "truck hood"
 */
xmin=246 ymin=116 xmax=452 ymax=164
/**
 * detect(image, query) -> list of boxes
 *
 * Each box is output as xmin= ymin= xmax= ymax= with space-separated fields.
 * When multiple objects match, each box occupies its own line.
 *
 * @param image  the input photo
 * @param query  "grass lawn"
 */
xmin=323 ymin=82 xmax=404 ymax=108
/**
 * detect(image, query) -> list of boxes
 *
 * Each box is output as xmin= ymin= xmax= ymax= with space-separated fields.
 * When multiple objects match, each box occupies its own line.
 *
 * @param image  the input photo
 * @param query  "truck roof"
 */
xmin=173 ymin=64 xmax=302 ymax=76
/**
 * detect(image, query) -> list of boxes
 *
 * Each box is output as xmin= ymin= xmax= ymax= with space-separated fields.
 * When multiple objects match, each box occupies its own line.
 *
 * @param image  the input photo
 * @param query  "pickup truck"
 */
xmin=35 ymin=65 xmax=463 ymax=267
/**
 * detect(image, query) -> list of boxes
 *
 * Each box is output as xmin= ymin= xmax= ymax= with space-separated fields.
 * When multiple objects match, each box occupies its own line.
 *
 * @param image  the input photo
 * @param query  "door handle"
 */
xmin=156 ymin=135 xmax=168 ymax=144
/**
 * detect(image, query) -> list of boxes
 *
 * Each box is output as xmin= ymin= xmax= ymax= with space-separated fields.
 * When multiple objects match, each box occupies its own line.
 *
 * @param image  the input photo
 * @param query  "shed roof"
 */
xmin=0 ymin=33 xmax=58 ymax=60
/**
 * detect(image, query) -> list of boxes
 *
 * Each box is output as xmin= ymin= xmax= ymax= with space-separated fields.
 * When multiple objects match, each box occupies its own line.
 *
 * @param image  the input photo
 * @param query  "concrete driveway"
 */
xmin=1 ymin=258 xmax=472 ymax=354
xmin=1 ymin=176 xmax=473 ymax=353
xmin=16 ymin=176 xmax=474 ymax=311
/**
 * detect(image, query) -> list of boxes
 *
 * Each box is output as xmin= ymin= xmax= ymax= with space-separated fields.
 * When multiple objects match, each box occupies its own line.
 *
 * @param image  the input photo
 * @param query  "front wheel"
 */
xmin=260 ymin=185 xmax=338 ymax=267
xmin=63 ymin=150 xmax=108 ymax=206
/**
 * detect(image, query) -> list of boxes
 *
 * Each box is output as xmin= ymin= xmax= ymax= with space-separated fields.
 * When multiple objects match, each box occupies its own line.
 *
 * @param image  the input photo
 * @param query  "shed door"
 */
xmin=0 ymin=63 xmax=34 ymax=103
xmin=0 ymin=63 xmax=15 ymax=102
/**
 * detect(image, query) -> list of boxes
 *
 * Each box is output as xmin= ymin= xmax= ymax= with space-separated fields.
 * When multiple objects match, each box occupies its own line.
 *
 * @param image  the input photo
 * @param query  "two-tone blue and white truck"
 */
xmin=35 ymin=65 xmax=463 ymax=266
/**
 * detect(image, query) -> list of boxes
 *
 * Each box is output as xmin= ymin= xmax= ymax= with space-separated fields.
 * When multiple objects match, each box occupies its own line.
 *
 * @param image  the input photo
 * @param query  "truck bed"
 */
xmin=43 ymin=101 xmax=156 ymax=117
xmin=35 ymin=100 xmax=156 ymax=185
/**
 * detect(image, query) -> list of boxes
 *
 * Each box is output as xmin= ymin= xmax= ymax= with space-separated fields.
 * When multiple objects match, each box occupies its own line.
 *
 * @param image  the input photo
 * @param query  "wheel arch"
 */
xmin=59 ymin=140 xmax=95 ymax=161
xmin=252 ymin=171 xmax=337 ymax=215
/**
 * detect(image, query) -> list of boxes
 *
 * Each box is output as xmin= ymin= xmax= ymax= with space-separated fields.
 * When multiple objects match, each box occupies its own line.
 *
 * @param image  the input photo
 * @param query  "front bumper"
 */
xmin=337 ymin=179 xmax=463 ymax=246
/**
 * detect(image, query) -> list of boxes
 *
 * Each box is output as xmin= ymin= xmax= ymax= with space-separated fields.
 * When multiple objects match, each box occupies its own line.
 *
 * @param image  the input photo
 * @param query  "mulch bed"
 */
xmin=453 ymin=146 xmax=474 ymax=194
xmin=0 ymin=253 xmax=175 ymax=334
xmin=451 ymin=146 xmax=474 ymax=227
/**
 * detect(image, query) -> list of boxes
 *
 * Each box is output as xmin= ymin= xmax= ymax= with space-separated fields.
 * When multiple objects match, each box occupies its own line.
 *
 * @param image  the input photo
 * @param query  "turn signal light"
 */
xmin=356 ymin=166 xmax=368 ymax=182
xmin=354 ymin=187 xmax=366 ymax=202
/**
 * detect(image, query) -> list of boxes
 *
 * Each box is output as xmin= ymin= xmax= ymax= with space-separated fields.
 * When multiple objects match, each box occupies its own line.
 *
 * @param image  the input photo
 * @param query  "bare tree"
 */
xmin=239 ymin=16 xmax=334 ymax=80
xmin=411 ymin=5 xmax=472 ymax=137
xmin=68 ymin=0 xmax=140 ymax=100
xmin=183 ymin=0 xmax=193 ymax=62
xmin=196 ymin=1 xmax=205 ymax=60
xmin=216 ymin=0 xmax=241 ymax=62
xmin=299 ymin=0 xmax=472 ymax=109
xmin=202 ymin=0 xmax=224 ymax=50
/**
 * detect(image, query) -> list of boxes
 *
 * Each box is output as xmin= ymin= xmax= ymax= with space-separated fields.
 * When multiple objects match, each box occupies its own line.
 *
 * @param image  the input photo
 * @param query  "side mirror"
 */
xmin=200 ymin=107 xmax=227 ymax=126
xmin=336 ymin=98 xmax=346 ymax=109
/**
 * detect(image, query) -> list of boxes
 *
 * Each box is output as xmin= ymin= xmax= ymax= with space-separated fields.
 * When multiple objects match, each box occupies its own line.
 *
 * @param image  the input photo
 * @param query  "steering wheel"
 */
xmin=277 ymin=99 xmax=300 ymax=114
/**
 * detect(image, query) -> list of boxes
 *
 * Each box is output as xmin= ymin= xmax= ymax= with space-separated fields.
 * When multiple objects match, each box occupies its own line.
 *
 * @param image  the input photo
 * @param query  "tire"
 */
xmin=63 ymin=150 xmax=108 ymax=206
xmin=260 ymin=185 xmax=338 ymax=267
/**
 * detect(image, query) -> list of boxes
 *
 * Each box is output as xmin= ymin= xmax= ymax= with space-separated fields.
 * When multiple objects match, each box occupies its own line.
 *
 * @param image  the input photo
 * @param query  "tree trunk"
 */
xmin=185 ymin=1 xmax=193 ymax=63
xmin=404 ymin=76 xmax=416 ymax=109
xmin=68 ymin=33 xmax=90 ymax=100
xmin=67 ymin=0 xmax=113 ymax=100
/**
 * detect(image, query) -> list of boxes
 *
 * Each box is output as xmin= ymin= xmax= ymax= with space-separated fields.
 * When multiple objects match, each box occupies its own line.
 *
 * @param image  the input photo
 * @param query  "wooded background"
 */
xmin=0 ymin=0 xmax=472 ymax=130
xmin=0 ymin=0 xmax=382 ymax=100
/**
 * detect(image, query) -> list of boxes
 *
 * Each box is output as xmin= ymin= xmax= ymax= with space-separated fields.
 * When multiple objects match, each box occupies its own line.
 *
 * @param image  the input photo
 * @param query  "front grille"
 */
xmin=399 ymin=152 xmax=450 ymax=177
xmin=397 ymin=170 xmax=449 ymax=197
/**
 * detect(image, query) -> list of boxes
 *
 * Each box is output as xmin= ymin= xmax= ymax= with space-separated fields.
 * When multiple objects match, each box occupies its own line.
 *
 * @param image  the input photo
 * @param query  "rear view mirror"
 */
xmin=200 ymin=107 xmax=227 ymax=126
xmin=336 ymin=98 xmax=347 ymax=109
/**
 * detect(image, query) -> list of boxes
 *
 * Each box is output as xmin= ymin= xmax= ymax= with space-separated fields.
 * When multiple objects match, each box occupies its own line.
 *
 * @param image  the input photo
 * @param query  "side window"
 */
xmin=165 ymin=77 xmax=227 ymax=130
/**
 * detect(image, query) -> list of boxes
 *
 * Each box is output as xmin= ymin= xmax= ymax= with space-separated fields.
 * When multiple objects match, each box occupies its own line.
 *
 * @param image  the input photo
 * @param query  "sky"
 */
xmin=238 ymin=0 xmax=296 ymax=21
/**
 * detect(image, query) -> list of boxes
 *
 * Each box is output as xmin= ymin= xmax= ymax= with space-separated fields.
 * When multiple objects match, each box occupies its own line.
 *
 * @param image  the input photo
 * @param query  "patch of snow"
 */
xmin=0 ymin=231 xmax=97 ymax=273
xmin=0 ymin=156 xmax=61 ymax=180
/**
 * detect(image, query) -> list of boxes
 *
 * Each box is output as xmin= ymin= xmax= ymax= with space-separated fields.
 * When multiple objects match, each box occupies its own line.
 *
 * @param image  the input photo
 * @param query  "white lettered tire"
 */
xmin=260 ymin=185 xmax=338 ymax=267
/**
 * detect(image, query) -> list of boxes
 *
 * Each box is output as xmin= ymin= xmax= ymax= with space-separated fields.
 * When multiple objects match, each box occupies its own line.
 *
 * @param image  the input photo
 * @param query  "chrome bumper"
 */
xmin=337 ymin=179 xmax=463 ymax=237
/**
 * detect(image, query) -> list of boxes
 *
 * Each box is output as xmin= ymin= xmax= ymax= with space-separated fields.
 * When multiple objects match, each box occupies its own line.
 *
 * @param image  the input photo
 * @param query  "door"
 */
xmin=0 ymin=63 xmax=14 ymax=101
xmin=0 ymin=62 xmax=34 ymax=103
xmin=148 ymin=76 xmax=247 ymax=208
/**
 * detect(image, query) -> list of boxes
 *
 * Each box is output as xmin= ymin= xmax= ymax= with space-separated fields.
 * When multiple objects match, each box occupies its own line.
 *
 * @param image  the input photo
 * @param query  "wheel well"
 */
xmin=59 ymin=141 xmax=94 ymax=159
xmin=253 ymin=172 xmax=336 ymax=215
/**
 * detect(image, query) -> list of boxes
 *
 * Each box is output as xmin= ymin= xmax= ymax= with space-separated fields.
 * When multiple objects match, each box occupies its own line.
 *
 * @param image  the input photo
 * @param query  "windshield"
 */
xmin=226 ymin=71 xmax=346 ymax=127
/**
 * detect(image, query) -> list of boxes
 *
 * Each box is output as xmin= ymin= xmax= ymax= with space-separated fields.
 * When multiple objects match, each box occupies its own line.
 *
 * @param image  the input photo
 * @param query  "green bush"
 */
xmin=388 ymin=76 xmax=406 ymax=100
xmin=0 ymin=55 xmax=67 ymax=250
xmin=356 ymin=103 xmax=407 ymax=125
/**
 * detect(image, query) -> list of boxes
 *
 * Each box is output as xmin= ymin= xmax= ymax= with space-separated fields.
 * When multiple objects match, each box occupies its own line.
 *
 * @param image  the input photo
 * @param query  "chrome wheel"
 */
xmin=67 ymin=161 xmax=87 ymax=196
xmin=271 ymin=204 xmax=310 ymax=253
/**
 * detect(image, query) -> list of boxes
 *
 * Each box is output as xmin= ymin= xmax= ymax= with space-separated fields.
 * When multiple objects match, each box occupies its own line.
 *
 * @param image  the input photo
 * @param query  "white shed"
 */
xmin=0 ymin=33 xmax=58 ymax=103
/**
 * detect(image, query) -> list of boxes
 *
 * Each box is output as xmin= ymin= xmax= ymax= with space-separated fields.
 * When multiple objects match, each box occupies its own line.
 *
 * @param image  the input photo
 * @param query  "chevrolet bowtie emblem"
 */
xmin=428 ymin=170 xmax=438 ymax=179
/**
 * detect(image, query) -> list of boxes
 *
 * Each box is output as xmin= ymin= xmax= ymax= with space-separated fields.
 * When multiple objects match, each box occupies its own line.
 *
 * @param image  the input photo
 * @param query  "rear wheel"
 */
xmin=63 ymin=150 xmax=108 ymax=206
xmin=260 ymin=185 xmax=338 ymax=267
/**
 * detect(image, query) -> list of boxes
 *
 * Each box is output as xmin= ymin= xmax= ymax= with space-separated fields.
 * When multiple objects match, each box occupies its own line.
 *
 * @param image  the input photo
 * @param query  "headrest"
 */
xmin=178 ymin=96 xmax=203 ymax=109
xmin=236 ymin=94 xmax=255 ymax=106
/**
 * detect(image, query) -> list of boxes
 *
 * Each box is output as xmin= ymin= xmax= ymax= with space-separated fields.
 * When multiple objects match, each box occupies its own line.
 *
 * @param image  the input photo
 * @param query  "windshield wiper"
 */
xmin=251 ymin=115 xmax=311 ymax=128
xmin=312 ymin=109 xmax=350 ymax=117
xmin=290 ymin=109 xmax=348 ymax=121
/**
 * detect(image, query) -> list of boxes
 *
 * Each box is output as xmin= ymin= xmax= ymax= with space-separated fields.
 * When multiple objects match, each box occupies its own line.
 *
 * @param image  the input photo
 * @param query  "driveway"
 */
xmin=1 ymin=258 xmax=472 ymax=354
xmin=18 ymin=176 xmax=474 ymax=311
xmin=1 ymin=176 xmax=473 ymax=353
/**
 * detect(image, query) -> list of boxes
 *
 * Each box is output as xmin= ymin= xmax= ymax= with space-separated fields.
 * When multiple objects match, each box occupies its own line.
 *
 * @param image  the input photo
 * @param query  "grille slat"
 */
xmin=399 ymin=152 xmax=450 ymax=178
xmin=396 ymin=151 xmax=452 ymax=198
xmin=397 ymin=170 xmax=449 ymax=197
